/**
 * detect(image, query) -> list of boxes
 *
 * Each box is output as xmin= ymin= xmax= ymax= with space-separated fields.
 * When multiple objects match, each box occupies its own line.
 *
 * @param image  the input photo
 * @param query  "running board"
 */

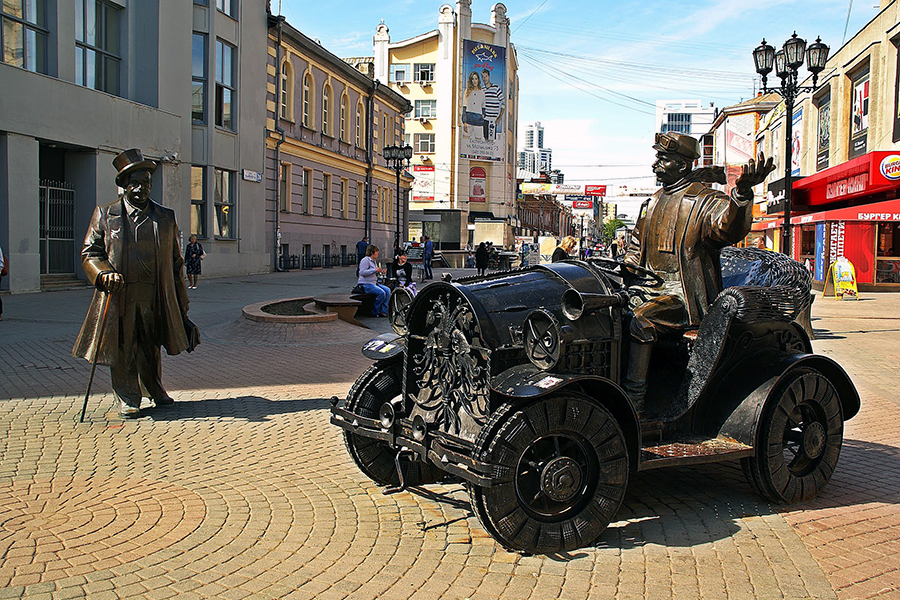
xmin=638 ymin=437 xmax=753 ymax=470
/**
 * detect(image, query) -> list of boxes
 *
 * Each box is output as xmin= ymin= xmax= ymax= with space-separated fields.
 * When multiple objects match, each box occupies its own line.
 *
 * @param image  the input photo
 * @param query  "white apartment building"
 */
xmin=373 ymin=0 xmax=519 ymax=249
xmin=518 ymin=121 xmax=552 ymax=177
xmin=655 ymin=99 xmax=716 ymax=167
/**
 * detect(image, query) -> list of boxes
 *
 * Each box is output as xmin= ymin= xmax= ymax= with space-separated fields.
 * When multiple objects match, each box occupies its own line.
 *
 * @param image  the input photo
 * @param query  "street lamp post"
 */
xmin=753 ymin=33 xmax=830 ymax=255
xmin=383 ymin=144 xmax=414 ymax=253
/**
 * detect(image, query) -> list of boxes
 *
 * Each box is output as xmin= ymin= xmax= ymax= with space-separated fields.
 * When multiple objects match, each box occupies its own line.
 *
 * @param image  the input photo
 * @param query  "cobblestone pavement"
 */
xmin=0 ymin=267 xmax=897 ymax=599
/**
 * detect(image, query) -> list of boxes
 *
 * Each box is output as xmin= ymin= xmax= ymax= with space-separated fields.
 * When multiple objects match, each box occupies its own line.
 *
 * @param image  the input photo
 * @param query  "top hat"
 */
xmin=652 ymin=133 xmax=700 ymax=161
xmin=113 ymin=148 xmax=157 ymax=187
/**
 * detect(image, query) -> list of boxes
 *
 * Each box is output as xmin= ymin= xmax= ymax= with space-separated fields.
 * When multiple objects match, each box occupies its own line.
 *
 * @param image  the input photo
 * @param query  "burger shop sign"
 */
xmin=796 ymin=151 xmax=900 ymax=205
xmin=826 ymin=173 xmax=868 ymax=200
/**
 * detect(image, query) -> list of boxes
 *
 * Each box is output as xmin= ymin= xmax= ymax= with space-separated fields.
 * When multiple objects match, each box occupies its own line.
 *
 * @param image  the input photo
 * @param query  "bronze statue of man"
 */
xmin=623 ymin=133 xmax=774 ymax=413
xmin=73 ymin=149 xmax=197 ymax=418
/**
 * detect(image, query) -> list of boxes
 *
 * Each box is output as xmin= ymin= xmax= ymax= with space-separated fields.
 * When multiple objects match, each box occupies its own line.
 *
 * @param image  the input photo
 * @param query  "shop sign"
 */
xmin=572 ymin=200 xmax=593 ymax=209
xmin=879 ymin=154 xmax=900 ymax=180
xmin=829 ymin=221 xmax=845 ymax=264
xmin=412 ymin=165 xmax=435 ymax=202
xmin=826 ymin=173 xmax=869 ymax=200
xmin=521 ymin=183 xmax=551 ymax=195
xmin=469 ymin=167 xmax=487 ymax=203
xmin=585 ymin=185 xmax=607 ymax=196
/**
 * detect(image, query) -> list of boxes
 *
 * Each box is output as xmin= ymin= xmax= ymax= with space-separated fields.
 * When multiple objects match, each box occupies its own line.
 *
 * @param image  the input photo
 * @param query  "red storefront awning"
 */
xmin=790 ymin=197 xmax=900 ymax=225
xmin=793 ymin=151 xmax=900 ymax=206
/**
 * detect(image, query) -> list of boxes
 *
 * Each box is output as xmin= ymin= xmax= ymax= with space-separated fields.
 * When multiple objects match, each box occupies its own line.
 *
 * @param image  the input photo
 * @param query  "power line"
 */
xmin=511 ymin=0 xmax=550 ymax=35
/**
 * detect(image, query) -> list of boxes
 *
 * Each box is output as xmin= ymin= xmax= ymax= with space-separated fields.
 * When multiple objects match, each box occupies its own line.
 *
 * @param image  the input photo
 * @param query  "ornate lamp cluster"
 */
xmin=751 ymin=33 xmax=830 ymax=255
xmin=383 ymin=144 xmax=414 ymax=250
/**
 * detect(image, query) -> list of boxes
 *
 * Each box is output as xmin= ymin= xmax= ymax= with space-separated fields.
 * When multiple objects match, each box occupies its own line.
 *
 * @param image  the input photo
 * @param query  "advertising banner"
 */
xmin=815 ymin=222 xmax=826 ymax=281
xmin=791 ymin=107 xmax=803 ymax=176
xmin=469 ymin=167 xmax=486 ymax=203
xmin=412 ymin=165 xmax=435 ymax=202
xmin=584 ymin=185 xmax=607 ymax=197
xmin=725 ymin=122 xmax=754 ymax=163
xmin=520 ymin=183 xmax=551 ymax=195
xmin=817 ymin=94 xmax=830 ymax=171
xmin=850 ymin=68 xmax=870 ymax=159
xmin=460 ymin=40 xmax=506 ymax=162
xmin=572 ymin=200 xmax=593 ymax=209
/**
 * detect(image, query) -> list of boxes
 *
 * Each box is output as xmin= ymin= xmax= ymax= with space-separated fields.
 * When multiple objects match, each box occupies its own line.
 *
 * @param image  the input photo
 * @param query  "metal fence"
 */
xmin=39 ymin=180 xmax=76 ymax=275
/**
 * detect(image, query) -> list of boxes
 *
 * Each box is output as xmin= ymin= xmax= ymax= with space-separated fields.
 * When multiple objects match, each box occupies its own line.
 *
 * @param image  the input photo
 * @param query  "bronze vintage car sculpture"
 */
xmin=331 ymin=145 xmax=859 ymax=554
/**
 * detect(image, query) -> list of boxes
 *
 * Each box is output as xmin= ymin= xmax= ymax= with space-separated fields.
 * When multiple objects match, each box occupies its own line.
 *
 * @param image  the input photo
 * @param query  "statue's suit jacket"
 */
xmin=72 ymin=198 xmax=190 ymax=365
xmin=627 ymin=179 xmax=753 ymax=326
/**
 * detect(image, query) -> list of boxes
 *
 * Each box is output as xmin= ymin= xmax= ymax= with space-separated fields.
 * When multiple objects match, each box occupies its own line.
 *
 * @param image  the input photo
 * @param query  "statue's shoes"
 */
xmin=119 ymin=403 xmax=141 ymax=418
xmin=153 ymin=395 xmax=175 ymax=406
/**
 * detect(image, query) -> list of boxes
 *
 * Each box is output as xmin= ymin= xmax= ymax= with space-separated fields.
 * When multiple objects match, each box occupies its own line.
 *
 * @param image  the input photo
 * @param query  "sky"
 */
xmin=276 ymin=0 xmax=877 ymax=218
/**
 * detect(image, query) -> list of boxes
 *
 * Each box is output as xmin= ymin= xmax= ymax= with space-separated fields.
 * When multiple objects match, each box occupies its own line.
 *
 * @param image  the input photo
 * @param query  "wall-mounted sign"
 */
xmin=412 ymin=165 xmax=435 ymax=202
xmin=460 ymin=40 xmax=506 ymax=162
xmin=242 ymin=169 xmax=262 ymax=183
xmin=469 ymin=167 xmax=486 ymax=203
xmin=572 ymin=200 xmax=593 ymax=209
xmin=880 ymin=154 xmax=900 ymax=181
xmin=584 ymin=185 xmax=607 ymax=197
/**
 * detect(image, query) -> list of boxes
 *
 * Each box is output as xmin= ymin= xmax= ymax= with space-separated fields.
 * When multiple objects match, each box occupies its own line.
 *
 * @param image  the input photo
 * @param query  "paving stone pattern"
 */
xmin=0 ymin=268 xmax=897 ymax=599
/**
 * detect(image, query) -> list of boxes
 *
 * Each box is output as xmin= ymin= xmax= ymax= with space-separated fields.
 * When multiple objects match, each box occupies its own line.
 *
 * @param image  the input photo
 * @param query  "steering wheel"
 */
xmin=587 ymin=256 xmax=664 ymax=288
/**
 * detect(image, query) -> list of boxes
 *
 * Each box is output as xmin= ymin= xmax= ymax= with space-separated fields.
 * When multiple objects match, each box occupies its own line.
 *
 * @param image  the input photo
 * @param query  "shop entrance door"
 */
xmin=39 ymin=180 xmax=76 ymax=274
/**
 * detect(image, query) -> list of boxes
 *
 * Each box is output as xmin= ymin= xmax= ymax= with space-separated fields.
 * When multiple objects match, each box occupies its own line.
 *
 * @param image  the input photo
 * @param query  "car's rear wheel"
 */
xmin=469 ymin=394 xmax=629 ymax=553
xmin=742 ymin=368 xmax=843 ymax=503
xmin=343 ymin=359 xmax=444 ymax=487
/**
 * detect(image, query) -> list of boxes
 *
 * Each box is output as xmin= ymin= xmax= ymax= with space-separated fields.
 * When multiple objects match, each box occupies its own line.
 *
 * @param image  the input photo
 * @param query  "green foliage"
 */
xmin=602 ymin=218 xmax=626 ymax=241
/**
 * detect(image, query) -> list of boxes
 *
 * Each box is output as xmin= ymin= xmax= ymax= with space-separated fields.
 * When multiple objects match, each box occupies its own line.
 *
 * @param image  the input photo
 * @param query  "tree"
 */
xmin=602 ymin=218 xmax=625 ymax=242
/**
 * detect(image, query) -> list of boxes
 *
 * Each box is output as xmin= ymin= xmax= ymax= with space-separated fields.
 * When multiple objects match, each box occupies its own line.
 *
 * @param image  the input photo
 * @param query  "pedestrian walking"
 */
xmin=356 ymin=235 xmax=368 ymax=276
xmin=72 ymin=148 xmax=199 ymax=418
xmin=552 ymin=236 xmax=577 ymax=262
xmin=475 ymin=242 xmax=489 ymax=276
xmin=423 ymin=235 xmax=434 ymax=280
xmin=184 ymin=235 xmax=204 ymax=289
xmin=357 ymin=245 xmax=391 ymax=317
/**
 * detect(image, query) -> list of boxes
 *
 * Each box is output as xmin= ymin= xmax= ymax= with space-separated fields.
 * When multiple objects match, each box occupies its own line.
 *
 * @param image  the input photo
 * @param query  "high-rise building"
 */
xmin=518 ymin=121 xmax=552 ymax=177
xmin=655 ymin=100 xmax=716 ymax=167
xmin=373 ymin=0 xmax=519 ymax=249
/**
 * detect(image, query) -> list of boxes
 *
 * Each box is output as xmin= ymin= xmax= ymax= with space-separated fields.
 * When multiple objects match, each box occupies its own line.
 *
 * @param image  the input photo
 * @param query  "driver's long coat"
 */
xmin=626 ymin=180 xmax=753 ymax=326
xmin=72 ymin=198 xmax=190 ymax=365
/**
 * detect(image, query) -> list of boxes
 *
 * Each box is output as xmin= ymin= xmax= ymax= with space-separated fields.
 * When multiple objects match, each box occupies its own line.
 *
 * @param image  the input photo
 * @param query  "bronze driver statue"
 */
xmin=73 ymin=149 xmax=198 ymax=418
xmin=622 ymin=132 xmax=775 ymax=413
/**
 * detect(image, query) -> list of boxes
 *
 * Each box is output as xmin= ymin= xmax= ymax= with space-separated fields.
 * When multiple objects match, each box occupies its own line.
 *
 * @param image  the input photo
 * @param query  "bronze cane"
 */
xmin=79 ymin=290 xmax=112 ymax=423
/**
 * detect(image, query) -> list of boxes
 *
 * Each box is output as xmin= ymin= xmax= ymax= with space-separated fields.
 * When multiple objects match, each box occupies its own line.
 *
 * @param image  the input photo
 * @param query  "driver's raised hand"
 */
xmin=735 ymin=152 xmax=775 ymax=195
xmin=98 ymin=272 xmax=125 ymax=292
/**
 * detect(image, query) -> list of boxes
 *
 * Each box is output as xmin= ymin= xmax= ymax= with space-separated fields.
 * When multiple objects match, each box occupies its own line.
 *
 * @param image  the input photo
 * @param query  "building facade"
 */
xmin=656 ymin=99 xmax=716 ymax=167
xmin=755 ymin=0 xmax=900 ymax=290
xmin=374 ymin=1 xmax=519 ymax=249
xmin=0 ymin=0 xmax=269 ymax=295
xmin=518 ymin=121 xmax=552 ymax=178
xmin=265 ymin=15 xmax=411 ymax=269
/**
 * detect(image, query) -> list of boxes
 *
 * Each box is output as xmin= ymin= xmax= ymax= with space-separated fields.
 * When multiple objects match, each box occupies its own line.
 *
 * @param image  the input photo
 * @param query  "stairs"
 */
xmin=41 ymin=274 xmax=90 ymax=291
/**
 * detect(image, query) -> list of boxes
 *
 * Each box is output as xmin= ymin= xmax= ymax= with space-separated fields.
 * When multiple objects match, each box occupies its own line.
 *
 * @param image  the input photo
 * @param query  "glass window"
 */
xmin=414 ymin=63 xmax=434 ymax=82
xmin=356 ymin=103 xmax=363 ymax=147
xmin=340 ymin=93 xmax=347 ymax=141
xmin=191 ymin=33 xmax=206 ymax=123
xmin=280 ymin=60 xmax=293 ymax=120
xmin=414 ymin=99 xmax=437 ymax=119
xmin=414 ymin=133 xmax=435 ymax=153
xmin=215 ymin=0 xmax=236 ymax=18
xmin=389 ymin=63 xmax=410 ymax=83
xmin=662 ymin=113 xmax=691 ymax=134
xmin=302 ymin=73 xmax=311 ymax=127
xmin=322 ymin=173 xmax=331 ymax=216
xmin=322 ymin=84 xmax=330 ymax=135
xmin=301 ymin=169 xmax=311 ymax=214
xmin=1 ymin=0 xmax=45 ymax=74
xmin=357 ymin=181 xmax=364 ymax=220
xmin=215 ymin=39 xmax=236 ymax=130
xmin=213 ymin=168 xmax=235 ymax=238
xmin=893 ymin=38 xmax=900 ymax=143
xmin=190 ymin=166 xmax=206 ymax=238
xmin=279 ymin=163 xmax=290 ymax=212
xmin=341 ymin=178 xmax=348 ymax=219
xmin=75 ymin=0 xmax=119 ymax=94
xmin=876 ymin=223 xmax=900 ymax=283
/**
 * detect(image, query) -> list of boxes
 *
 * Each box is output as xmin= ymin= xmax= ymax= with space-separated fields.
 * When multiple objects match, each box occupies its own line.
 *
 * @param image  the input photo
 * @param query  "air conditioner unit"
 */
xmin=418 ymin=117 xmax=429 ymax=123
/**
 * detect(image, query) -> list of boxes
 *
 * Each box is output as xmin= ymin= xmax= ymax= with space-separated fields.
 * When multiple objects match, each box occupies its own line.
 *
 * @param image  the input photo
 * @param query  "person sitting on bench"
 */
xmin=391 ymin=250 xmax=417 ymax=295
xmin=358 ymin=245 xmax=390 ymax=317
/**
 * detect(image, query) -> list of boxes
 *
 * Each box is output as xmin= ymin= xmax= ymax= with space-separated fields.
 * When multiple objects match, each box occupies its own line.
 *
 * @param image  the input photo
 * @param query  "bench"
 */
xmin=314 ymin=294 xmax=371 ymax=328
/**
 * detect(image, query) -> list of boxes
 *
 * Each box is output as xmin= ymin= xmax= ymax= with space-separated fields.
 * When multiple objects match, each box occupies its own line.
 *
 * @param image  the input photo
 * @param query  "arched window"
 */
xmin=302 ymin=72 xmax=313 ymax=127
xmin=322 ymin=83 xmax=331 ymax=135
xmin=280 ymin=59 xmax=294 ymax=121
xmin=340 ymin=92 xmax=348 ymax=141
xmin=356 ymin=102 xmax=364 ymax=148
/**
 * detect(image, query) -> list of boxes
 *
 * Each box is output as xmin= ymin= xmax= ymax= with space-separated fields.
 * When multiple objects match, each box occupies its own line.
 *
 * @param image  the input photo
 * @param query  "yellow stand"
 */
xmin=822 ymin=258 xmax=859 ymax=300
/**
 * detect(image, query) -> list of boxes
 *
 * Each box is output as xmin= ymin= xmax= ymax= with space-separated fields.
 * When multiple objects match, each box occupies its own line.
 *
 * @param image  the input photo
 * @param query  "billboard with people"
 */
xmin=460 ymin=39 xmax=506 ymax=162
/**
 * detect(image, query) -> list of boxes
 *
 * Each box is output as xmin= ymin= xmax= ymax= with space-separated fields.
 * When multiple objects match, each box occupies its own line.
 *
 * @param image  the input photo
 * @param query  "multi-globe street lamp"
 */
xmin=382 ymin=144 xmax=413 ymax=252
xmin=752 ymin=33 xmax=830 ymax=255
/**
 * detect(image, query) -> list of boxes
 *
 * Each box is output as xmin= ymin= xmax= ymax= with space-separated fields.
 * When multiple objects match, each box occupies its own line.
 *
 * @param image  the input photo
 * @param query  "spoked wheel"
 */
xmin=388 ymin=287 xmax=414 ymax=334
xmin=742 ymin=368 xmax=843 ymax=503
xmin=343 ymin=359 xmax=443 ymax=487
xmin=469 ymin=394 xmax=629 ymax=553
